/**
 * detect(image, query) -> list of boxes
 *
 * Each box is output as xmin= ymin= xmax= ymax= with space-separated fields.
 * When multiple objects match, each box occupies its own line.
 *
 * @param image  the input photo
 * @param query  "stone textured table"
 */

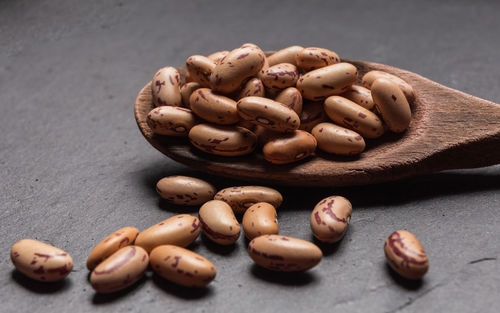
xmin=1 ymin=1 xmax=499 ymax=312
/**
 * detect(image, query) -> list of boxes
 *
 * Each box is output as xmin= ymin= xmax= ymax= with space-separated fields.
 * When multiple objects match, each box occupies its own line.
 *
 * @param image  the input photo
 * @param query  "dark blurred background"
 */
xmin=1 ymin=1 xmax=499 ymax=312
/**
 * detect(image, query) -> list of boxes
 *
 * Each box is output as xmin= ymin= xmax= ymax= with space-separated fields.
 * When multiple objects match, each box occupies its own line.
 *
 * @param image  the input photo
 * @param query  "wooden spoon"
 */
xmin=134 ymin=58 xmax=500 ymax=187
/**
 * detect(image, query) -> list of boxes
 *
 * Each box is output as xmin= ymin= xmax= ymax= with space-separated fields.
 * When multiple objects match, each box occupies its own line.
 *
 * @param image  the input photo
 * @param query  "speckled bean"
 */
xmin=298 ymin=101 xmax=328 ymax=132
xmin=188 ymin=124 xmax=257 ymax=156
xmin=262 ymin=130 xmax=317 ymax=164
xmin=90 ymin=246 xmax=148 ymax=293
xmin=296 ymin=63 xmax=358 ymax=101
xmin=186 ymin=55 xmax=216 ymax=88
xmin=147 ymin=106 xmax=198 ymax=136
xmin=311 ymin=122 xmax=365 ymax=155
xmin=384 ymin=230 xmax=429 ymax=280
xmin=275 ymin=87 xmax=303 ymax=115
xmin=296 ymin=47 xmax=340 ymax=71
xmin=362 ymin=70 xmax=415 ymax=101
xmin=248 ymin=235 xmax=322 ymax=272
xmin=324 ymin=96 xmax=384 ymax=139
xmin=310 ymin=196 xmax=352 ymax=243
xmin=152 ymin=66 xmax=182 ymax=107
xmin=371 ymin=78 xmax=412 ymax=133
xmin=189 ymin=88 xmax=239 ymax=125
xmin=242 ymin=202 xmax=278 ymax=240
xmin=214 ymin=186 xmax=283 ymax=214
xmin=238 ymin=77 xmax=265 ymax=99
xmin=198 ymin=200 xmax=240 ymax=245
xmin=259 ymin=63 xmax=298 ymax=90
xmin=210 ymin=44 xmax=266 ymax=93
xmin=237 ymin=96 xmax=300 ymax=132
xmin=180 ymin=82 xmax=201 ymax=108
xmin=341 ymin=85 xmax=376 ymax=111
xmin=10 ymin=239 xmax=73 ymax=282
xmin=156 ymin=176 xmax=216 ymax=205
xmin=267 ymin=45 xmax=303 ymax=66
xmin=87 ymin=227 xmax=139 ymax=270
xmin=150 ymin=245 xmax=216 ymax=287
xmin=207 ymin=50 xmax=230 ymax=63
xmin=135 ymin=214 xmax=201 ymax=253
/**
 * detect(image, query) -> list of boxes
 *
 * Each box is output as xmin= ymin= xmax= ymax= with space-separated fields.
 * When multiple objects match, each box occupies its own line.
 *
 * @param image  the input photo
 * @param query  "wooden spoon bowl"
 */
xmin=134 ymin=58 xmax=500 ymax=186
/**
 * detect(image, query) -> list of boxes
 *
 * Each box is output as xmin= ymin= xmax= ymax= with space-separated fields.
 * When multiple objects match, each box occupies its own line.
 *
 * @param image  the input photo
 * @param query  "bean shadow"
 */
xmin=151 ymin=274 xmax=212 ymax=299
xmin=249 ymin=264 xmax=317 ymax=286
xmin=200 ymin=233 xmax=238 ymax=256
xmin=91 ymin=275 xmax=148 ymax=304
xmin=384 ymin=263 xmax=424 ymax=291
xmin=11 ymin=270 xmax=72 ymax=294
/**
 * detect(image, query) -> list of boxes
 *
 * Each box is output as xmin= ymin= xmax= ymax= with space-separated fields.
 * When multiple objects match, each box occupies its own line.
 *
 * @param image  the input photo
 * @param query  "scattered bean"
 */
xmin=90 ymin=246 xmax=148 ymax=293
xmin=237 ymin=96 xmax=300 ymax=132
xmin=267 ymin=45 xmax=303 ymax=66
xmin=180 ymin=82 xmax=201 ymax=108
xmin=207 ymin=50 xmax=230 ymax=64
xmin=87 ymin=227 xmax=139 ymax=270
xmin=362 ymin=70 xmax=415 ymax=101
xmin=238 ymin=77 xmax=265 ymax=99
xmin=135 ymin=214 xmax=201 ymax=253
xmin=310 ymin=196 xmax=352 ymax=243
xmin=341 ymin=85 xmax=376 ymax=111
xmin=186 ymin=55 xmax=216 ymax=87
xmin=242 ymin=202 xmax=278 ymax=239
xmin=189 ymin=88 xmax=239 ymax=125
xmin=214 ymin=186 xmax=283 ymax=214
xmin=156 ymin=176 xmax=216 ymax=205
xmin=259 ymin=63 xmax=299 ymax=90
xmin=150 ymin=245 xmax=216 ymax=287
xmin=198 ymin=200 xmax=240 ymax=245
xmin=275 ymin=87 xmax=303 ymax=115
xmin=147 ymin=106 xmax=198 ymax=136
xmin=248 ymin=235 xmax=322 ymax=272
xmin=296 ymin=47 xmax=340 ymax=71
xmin=10 ymin=239 xmax=73 ymax=282
xmin=384 ymin=230 xmax=429 ymax=280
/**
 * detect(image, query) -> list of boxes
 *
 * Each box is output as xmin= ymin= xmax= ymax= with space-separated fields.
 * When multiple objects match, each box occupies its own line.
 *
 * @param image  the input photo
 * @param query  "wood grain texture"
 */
xmin=135 ymin=58 xmax=500 ymax=186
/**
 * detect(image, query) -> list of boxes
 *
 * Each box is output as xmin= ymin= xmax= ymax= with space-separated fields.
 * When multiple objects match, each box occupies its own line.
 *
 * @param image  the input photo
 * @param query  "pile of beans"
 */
xmin=10 ymin=175 xmax=429 ymax=294
xmin=147 ymin=44 xmax=414 ymax=164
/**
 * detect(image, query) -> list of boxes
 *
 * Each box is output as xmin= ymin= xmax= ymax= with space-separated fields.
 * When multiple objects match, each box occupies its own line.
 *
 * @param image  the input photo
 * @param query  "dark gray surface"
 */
xmin=1 ymin=0 xmax=499 ymax=312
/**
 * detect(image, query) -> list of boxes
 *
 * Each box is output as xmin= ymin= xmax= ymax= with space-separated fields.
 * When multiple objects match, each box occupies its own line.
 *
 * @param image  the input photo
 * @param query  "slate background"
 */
xmin=1 ymin=1 xmax=499 ymax=312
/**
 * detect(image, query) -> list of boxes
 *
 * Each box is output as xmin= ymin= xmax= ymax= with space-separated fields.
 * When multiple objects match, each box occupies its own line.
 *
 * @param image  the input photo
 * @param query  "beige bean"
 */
xmin=362 ymin=70 xmax=415 ymax=102
xmin=312 ymin=122 xmax=365 ymax=155
xmin=237 ymin=96 xmax=300 ymax=132
xmin=135 ymin=214 xmax=201 ymax=253
xmin=275 ymin=87 xmax=303 ymax=115
xmin=296 ymin=47 xmax=340 ymax=71
xmin=180 ymin=82 xmax=201 ymax=108
xmin=87 ymin=227 xmax=139 ymax=270
xmin=297 ymin=62 xmax=358 ymax=101
xmin=262 ymin=130 xmax=317 ymax=164
xmin=310 ymin=196 xmax=352 ymax=243
xmin=214 ymin=186 xmax=283 ymax=214
xmin=210 ymin=44 xmax=266 ymax=93
xmin=299 ymin=101 xmax=328 ymax=132
xmin=90 ymin=246 xmax=148 ymax=293
xmin=156 ymin=176 xmax=216 ymax=205
xmin=267 ymin=45 xmax=304 ymax=66
xmin=186 ymin=55 xmax=216 ymax=88
xmin=371 ymin=78 xmax=412 ymax=133
xmin=238 ymin=77 xmax=265 ymax=99
xmin=248 ymin=235 xmax=322 ymax=272
xmin=188 ymin=124 xmax=257 ymax=156
xmin=10 ymin=239 xmax=73 ymax=282
xmin=150 ymin=245 xmax=216 ymax=287
xmin=207 ymin=50 xmax=230 ymax=63
xmin=341 ymin=85 xmax=376 ymax=111
xmin=239 ymin=43 xmax=269 ymax=70
xmin=259 ymin=63 xmax=298 ymax=90
xmin=198 ymin=200 xmax=240 ymax=245
xmin=324 ymin=96 xmax=384 ymax=139
xmin=152 ymin=66 xmax=182 ymax=107
xmin=384 ymin=230 xmax=429 ymax=280
xmin=242 ymin=202 xmax=278 ymax=240
xmin=189 ymin=88 xmax=239 ymax=125
xmin=147 ymin=106 xmax=198 ymax=136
